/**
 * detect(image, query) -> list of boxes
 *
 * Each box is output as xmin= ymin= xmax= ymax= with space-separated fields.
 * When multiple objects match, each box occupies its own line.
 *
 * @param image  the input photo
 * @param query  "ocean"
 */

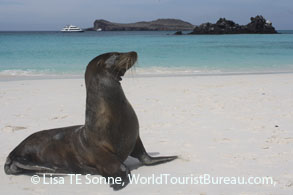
xmin=0 ymin=31 xmax=293 ymax=77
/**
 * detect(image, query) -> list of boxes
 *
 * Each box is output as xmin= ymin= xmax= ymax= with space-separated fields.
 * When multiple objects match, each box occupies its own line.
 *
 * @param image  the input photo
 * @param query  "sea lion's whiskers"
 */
xmin=132 ymin=62 xmax=137 ymax=78
xmin=127 ymin=58 xmax=137 ymax=83
xmin=118 ymin=55 xmax=127 ymax=65
xmin=129 ymin=65 xmax=136 ymax=80
xmin=127 ymin=58 xmax=131 ymax=70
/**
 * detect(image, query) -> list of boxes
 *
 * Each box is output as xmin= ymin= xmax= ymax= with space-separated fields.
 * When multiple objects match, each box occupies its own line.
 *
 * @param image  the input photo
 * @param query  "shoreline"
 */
xmin=1 ymin=70 xmax=293 ymax=82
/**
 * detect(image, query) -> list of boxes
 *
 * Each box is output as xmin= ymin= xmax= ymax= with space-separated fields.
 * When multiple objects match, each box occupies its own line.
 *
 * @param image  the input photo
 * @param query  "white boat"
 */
xmin=96 ymin=28 xmax=102 ymax=32
xmin=61 ymin=25 xmax=84 ymax=32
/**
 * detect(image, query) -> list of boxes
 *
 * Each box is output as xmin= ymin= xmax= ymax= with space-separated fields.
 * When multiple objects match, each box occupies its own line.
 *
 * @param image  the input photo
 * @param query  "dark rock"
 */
xmin=189 ymin=15 xmax=277 ymax=35
xmin=174 ymin=31 xmax=183 ymax=35
xmin=93 ymin=19 xmax=194 ymax=31
xmin=246 ymin=15 xmax=277 ymax=33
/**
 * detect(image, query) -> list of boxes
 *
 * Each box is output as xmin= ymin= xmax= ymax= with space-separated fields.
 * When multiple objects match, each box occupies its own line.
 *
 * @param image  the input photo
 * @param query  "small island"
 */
xmin=187 ymin=15 xmax=277 ymax=35
xmin=90 ymin=19 xmax=194 ymax=31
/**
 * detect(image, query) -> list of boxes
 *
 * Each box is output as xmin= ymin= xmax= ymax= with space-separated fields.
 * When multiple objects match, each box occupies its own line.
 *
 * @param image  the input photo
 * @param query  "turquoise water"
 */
xmin=0 ymin=31 xmax=293 ymax=76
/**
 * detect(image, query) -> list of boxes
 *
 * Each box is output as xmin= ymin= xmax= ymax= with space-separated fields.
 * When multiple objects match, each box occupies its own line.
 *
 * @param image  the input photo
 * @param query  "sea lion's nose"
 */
xmin=129 ymin=51 xmax=137 ymax=58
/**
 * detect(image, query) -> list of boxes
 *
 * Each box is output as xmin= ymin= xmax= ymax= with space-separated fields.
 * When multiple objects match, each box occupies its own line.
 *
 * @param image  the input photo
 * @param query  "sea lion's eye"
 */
xmin=105 ymin=55 xmax=118 ymax=68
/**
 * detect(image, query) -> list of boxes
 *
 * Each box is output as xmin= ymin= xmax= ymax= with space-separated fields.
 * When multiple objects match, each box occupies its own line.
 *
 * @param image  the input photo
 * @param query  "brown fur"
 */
xmin=4 ymin=52 xmax=177 ymax=190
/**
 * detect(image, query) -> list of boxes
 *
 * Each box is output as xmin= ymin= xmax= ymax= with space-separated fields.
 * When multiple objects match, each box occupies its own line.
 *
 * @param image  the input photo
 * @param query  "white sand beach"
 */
xmin=0 ymin=73 xmax=292 ymax=194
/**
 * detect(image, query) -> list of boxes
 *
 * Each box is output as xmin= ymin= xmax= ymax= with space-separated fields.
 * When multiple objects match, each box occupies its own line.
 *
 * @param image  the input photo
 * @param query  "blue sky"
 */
xmin=0 ymin=0 xmax=292 ymax=30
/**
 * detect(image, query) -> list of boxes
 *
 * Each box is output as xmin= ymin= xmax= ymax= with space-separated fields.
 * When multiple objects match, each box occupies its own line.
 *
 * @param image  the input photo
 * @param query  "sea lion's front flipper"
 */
xmin=130 ymin=137 xmax=177 ymax=166
xmin=96 ymin=146 xmax=131 ymax=191
xmin=109 ymin=163 xmax=131 ymax=191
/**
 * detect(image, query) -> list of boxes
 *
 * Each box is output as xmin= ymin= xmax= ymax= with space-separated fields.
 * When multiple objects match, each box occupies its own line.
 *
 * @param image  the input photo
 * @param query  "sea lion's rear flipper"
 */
xmin=4 ymin=156 xmax=55 ymax=175
xmin=130 ymin=137 xmax=177 ymax=166
xmin=14 ymin=161 xmax=55 ymax=172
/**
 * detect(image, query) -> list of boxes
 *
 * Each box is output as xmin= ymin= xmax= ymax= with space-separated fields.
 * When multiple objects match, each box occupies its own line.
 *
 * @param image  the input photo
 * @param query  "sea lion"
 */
xmin=4 ymin=51 xmax=177 ymax=190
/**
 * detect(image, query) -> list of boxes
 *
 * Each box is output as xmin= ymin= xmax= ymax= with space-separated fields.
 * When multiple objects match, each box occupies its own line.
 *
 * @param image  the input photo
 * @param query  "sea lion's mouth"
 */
xmin=117 ymin=69 xmax=126 ymax=81
xmin=110 ymin=69 xmax=126 ymax=82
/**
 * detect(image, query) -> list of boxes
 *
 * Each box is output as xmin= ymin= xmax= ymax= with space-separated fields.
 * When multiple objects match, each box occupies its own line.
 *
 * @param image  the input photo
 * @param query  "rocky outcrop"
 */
xmin=93 ymin=19 xmax=194 ymax=31
xmin=245 ymin=16 xmax=276 ymax=33
xmin=189 ymin=15 xmax=277 ymax=34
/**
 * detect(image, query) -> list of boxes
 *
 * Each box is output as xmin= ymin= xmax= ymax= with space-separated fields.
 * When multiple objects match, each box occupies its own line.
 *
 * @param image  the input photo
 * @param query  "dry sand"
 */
xmin=0 ymin=73 xmax=292 ymax=194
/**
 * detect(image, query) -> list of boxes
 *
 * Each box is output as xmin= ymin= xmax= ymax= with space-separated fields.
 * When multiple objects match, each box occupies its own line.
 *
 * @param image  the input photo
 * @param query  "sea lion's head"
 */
xmin=104 ymin=51 xmax=137 ymax=80
xmin=85 ymin=51 xmax=137 ymax=86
